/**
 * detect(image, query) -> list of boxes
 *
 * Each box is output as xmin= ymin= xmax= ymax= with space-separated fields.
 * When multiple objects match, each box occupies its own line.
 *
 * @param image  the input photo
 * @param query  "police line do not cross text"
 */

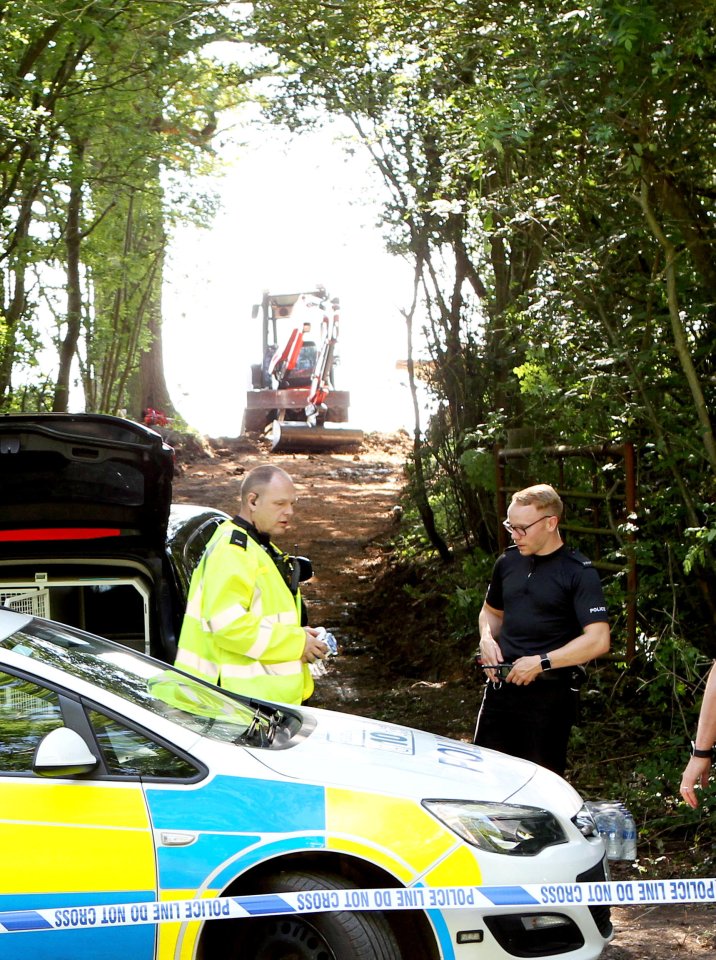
xmin=2 ymin=878 xmax=716 ymax=936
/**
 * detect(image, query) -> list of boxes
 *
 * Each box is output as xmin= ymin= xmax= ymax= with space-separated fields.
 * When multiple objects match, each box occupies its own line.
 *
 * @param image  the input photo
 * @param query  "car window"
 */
xmin=2 ymin=621 xmax=271 ymax=744
xmin=183 ymin=518 xmax=224 ymax=574
xmin=87 ymin=707 xmax=200 ymax=779
xmin=0 ymin=457 xmax=146 ymax=508
xmin=0 ymin=672 xmax=64 ymax=772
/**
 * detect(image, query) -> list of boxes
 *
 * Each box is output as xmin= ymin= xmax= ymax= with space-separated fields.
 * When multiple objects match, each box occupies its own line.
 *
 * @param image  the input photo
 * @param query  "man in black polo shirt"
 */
xmin=474 ymin=483 xmax=610 ymax=775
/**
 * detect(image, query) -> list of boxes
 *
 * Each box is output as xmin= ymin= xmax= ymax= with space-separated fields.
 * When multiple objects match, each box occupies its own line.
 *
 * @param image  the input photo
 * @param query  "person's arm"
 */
xmin=206 ymin=545 xmax=307 ymax=663
xmin=478 ymin=601 xmax=505 ymax=681
xmin=540 ymin=621 xmax=610 ymax=669
xmin=509 ymin=621 xmax=610 ymax=685
xmin=680 ymin=661 xmax=716 ymax=809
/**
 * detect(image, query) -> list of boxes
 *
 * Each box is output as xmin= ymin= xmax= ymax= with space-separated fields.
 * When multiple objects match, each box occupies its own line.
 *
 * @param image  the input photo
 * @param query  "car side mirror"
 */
xmin=33 ymin=727 xmax=98 ymax=777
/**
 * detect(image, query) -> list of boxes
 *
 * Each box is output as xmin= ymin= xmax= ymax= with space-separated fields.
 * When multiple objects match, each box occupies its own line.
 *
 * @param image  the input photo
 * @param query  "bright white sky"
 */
xmin=162 ymin=114 xmax=425 ymax=437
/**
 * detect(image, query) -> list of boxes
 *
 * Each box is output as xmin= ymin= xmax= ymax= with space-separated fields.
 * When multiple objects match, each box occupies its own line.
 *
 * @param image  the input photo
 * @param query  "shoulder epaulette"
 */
xmin=566 ymin=548 xmax=592 ymax=567
xmin=229 ymin=528 xmax=248 ymax=550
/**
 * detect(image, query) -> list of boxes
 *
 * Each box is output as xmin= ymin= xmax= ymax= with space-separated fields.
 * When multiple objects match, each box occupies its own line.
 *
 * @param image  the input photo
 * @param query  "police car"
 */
xmin=0 ymin=607 xmax=612 ymax=960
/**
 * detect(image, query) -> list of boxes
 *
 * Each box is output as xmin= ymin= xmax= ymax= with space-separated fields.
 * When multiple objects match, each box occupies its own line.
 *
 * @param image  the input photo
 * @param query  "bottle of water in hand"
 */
xmin=309 ymin=628 xmax=337 ymax=677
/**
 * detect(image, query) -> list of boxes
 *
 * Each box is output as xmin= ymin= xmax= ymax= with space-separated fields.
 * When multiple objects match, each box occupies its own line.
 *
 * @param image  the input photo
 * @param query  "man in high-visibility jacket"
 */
xmin=175 ymin=465 xmax=329 ymax=704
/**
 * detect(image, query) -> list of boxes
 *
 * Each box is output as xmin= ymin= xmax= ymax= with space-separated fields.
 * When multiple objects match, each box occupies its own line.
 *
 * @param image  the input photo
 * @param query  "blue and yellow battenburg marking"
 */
xmin=145 ymin=775 xmax=481 ymax=959
xmin=0 ymin=779 xmax=156 ymax=958
xmin=0 ymin=771 xmax=480 ymax=960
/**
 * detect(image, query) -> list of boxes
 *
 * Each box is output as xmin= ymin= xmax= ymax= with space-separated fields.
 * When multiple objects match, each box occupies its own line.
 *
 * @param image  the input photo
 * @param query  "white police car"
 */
xmin=0 ymin=607 xmax=612 ymax=960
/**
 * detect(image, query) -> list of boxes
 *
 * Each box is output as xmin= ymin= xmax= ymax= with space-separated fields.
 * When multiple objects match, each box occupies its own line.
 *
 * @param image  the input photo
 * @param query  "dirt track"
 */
xmin=170 ymin=429 xmax=716 ymax=960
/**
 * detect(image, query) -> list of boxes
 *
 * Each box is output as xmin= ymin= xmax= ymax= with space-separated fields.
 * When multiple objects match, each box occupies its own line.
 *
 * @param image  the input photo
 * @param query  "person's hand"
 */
xmin=680 ymin=756 xmax=712 ymax=809
xmin=508 ymin=655 xmax=543 ymax=686
xmin=478 ymin=636 xmax=504 ymax=682
xmin=301 ymin=627 xmax=329 ymax=663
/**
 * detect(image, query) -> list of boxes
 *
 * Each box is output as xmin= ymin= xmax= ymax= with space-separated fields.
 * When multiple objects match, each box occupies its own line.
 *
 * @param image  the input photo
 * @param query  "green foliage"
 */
xmin=513 ymin=356 xmax=559 ymax=403
xmin=459 ymin=449 xmax=496 ymax=494
xmin=445 ymin=550 xmax=494 ymax=647
xmin=684 ymin=513 xmax=716 ymax=576
xmin=0 ymin=0 xmax=249 ymax=412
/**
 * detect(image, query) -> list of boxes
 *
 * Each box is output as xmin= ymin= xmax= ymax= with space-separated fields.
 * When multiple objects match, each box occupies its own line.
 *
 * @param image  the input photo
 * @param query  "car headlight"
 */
xmin=422 ymin=800 xmax=567 ymax=856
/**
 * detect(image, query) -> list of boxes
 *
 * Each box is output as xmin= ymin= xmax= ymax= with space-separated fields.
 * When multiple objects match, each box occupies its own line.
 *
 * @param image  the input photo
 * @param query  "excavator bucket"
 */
xmin=270 ymin=420 xmax=364 ymax=453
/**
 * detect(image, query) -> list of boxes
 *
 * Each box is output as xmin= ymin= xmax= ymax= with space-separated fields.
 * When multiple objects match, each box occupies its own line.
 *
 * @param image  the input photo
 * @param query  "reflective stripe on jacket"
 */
xmin=175 ymin=519 xmax=312 ymax=704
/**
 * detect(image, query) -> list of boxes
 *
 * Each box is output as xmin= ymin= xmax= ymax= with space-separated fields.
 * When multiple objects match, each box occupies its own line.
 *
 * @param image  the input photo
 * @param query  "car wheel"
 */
xmin=235 ymin=870 xmax=403 ymax=960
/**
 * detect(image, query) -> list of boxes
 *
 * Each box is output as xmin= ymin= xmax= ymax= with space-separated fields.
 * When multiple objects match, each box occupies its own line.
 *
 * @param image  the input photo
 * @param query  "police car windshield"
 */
xmin=0 ymin=618 xmax=264 ymax=743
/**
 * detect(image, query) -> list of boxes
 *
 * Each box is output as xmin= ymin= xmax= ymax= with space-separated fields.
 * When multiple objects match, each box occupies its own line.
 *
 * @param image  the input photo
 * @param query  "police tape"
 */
xmin=2 ymin=878 xmax=716 ymax=935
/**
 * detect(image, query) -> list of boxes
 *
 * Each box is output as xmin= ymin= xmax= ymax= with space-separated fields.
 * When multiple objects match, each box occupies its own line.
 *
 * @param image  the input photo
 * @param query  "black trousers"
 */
xmin=473 ymin=676 xmax=577 ymax=776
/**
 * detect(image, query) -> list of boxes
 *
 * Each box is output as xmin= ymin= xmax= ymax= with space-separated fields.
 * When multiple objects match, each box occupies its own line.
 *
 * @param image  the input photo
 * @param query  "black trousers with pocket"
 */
xmin=473 ymin=674 xmax=577 ymax=776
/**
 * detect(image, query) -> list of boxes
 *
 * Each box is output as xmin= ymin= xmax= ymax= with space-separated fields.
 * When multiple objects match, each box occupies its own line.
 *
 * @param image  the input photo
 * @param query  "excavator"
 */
xmin=242 ymin=288 xmax=364 ymax=453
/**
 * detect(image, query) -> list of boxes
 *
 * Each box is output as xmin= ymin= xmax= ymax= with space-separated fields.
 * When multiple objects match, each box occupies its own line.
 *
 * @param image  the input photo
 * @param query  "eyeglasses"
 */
xmin=502 ymin=516 xmax=555 ymax=537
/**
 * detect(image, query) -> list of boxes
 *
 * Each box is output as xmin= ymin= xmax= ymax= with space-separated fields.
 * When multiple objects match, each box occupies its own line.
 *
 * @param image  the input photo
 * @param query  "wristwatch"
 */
xmin=690 ymin=741 xmax=716 ymax=760
xmin=540 ymin=655 xmax=552 ymax=672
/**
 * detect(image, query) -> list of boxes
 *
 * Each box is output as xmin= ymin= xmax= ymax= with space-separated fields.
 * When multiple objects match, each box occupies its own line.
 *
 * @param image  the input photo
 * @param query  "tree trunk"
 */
xmin=0 ymin=201 xmax=32 ymax=402
xmin=54 ymin=138 xmax=85 ymax=412
xmin=403 ymin=262 xmax=452 ymax=564
xmin=137 ymin=239 xmax=175 ymax=421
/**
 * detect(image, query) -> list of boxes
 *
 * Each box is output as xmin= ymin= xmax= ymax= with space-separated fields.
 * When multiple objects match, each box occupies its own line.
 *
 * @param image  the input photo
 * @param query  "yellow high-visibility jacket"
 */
xmin=175 ymin=519 xmax=312 ymax=704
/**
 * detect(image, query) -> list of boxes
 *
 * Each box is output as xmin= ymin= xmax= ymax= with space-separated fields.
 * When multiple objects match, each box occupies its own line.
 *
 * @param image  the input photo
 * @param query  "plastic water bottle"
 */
xmin=593 ymin=807 xmax=608 ymax=846
xmin=605 ymin=807 xmax=622 ymax=860
xmin=621 ymin=809 xmax=637 ymax=861
xmin=593 ymin=805 xmax=622 ymax=860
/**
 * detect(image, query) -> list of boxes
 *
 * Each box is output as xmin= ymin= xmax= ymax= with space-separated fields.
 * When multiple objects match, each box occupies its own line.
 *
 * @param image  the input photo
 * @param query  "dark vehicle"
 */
xmin=0 ymin=413 xmax=228 ymax=660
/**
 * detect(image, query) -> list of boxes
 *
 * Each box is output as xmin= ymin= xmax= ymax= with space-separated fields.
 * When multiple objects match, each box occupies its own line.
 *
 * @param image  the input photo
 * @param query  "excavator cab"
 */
xmin=252 ymin=340 xmax=318 ymax=391
xmin=243 ymin=289 xmax=363 ymax=452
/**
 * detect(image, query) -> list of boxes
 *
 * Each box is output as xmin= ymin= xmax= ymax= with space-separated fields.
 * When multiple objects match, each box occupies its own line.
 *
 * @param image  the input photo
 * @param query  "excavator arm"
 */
xmin=268 ymin=326 xmax=306 ymax=385
xmin=305 ymin=298 xmax=339 ymax=426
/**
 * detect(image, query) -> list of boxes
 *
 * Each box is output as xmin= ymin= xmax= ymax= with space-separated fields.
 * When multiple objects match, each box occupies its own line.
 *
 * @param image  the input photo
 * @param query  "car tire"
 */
xmin=235 ymin=870 xmax=403 ymax=960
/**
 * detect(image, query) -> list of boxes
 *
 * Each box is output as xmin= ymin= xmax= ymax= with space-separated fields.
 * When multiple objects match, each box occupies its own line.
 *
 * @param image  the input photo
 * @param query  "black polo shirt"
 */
xmin=485 ymin=544 xmax=608 ymax=659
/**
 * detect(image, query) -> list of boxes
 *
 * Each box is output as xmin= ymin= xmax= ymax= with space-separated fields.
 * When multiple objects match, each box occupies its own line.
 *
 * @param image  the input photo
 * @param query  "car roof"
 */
xmin=0 ymin=413 xmax=174 ymax=551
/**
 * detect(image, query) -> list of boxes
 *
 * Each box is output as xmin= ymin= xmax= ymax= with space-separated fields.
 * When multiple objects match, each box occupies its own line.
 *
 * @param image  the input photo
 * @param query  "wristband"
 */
xmin=690 ymin=741 xmax=715 ymax=759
